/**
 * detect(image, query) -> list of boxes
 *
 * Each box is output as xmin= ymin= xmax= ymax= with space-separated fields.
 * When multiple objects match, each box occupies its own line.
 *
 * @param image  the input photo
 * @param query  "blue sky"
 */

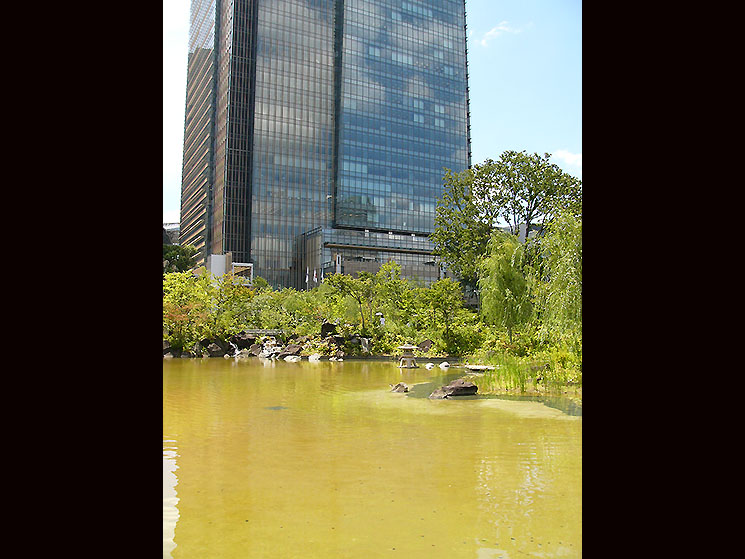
xmin=163 ymin=0 xmax=581 ymax=223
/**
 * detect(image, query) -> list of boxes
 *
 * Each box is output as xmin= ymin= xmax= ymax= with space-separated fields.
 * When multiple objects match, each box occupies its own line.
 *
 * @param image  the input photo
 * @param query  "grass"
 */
xmin=464 ymin=349 xmax=582 ymax=398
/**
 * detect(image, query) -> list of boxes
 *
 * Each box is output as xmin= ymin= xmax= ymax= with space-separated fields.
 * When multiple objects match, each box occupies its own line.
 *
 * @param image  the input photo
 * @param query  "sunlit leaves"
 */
xmin=477 ymin=231 xmax=533 ymax=342
xmin=534 ymin=211 xmax=582 ymax=348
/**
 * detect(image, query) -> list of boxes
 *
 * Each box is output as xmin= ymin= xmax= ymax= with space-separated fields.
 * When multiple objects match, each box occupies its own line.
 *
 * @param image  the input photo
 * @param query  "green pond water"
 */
xmin=163 ymin=358 xmax=581 ymax=558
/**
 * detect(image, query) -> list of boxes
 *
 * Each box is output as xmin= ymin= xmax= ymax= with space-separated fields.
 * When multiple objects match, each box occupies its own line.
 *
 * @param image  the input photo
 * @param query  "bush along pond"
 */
xmin=163 ymin=257 xmax=581 ymax=398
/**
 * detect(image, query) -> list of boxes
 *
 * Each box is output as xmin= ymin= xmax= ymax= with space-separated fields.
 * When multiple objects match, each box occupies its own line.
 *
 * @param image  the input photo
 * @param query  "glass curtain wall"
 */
xmin=180 ymin=0 xmax=470 ymax=287
xmin=249 ymin=0 xmax=337 ymax=288
xmin=335 ymin=0 xmax=470 ymax=234
xmin=180 ymin=0 xmax=219 ymax=262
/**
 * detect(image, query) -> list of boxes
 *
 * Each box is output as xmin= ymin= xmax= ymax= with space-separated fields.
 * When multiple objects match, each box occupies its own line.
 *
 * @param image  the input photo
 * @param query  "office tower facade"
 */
xmin=180 ymin=0 xmax=471 ymax=288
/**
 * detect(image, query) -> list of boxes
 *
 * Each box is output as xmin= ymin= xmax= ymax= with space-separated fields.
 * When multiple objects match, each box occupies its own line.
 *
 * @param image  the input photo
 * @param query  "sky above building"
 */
xmin=163 ymin=0 xmax=582 ymax=223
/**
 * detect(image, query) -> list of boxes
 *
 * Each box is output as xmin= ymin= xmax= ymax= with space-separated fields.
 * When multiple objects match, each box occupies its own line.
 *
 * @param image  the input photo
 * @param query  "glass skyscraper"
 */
xmin=180 ymin=0 xmax=471 ymax=289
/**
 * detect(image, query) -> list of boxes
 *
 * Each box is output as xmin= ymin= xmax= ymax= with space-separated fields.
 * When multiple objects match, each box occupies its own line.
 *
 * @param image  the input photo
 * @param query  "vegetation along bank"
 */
xmin=163 ymin=150 xmax=582 ymax=398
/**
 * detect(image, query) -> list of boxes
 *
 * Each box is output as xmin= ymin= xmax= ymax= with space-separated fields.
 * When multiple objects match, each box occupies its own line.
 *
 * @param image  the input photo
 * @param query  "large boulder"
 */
xmin=201 ymin=338 xmax=232 ymax=355
xmin=277 ymin=344 xmax=303 ymax=360
xmin=163 ymin=340 xmax=181 ymax=359
xmin=206 ymin=342 xmax=227 ymax=357
xmin=231 ymin=331 xmax=257 ymax=349
xmin=248 ymin=343 xmax=262 ymax=356
xmin=429 ymin=378 xmax=478 ymax=399
xmin=321 ymin=322 xmax=337 ymax=338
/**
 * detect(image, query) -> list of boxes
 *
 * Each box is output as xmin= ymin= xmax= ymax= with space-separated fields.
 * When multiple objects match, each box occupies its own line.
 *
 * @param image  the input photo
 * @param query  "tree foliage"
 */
xmin=477 ymin=231 xmax=534 ymax=343
xmin=533 ymin=211 xmax=582 ymax=348
xmin=431 ymin=167 xmax=492 ymax=289
xmin=471 ymin=150 xmax=582 ymax=236
xmin=432 ymin=151 xmax=582 ymax=285
xmin=163 ymin=269 xmax=254 ymax=352
xmin=324 ymin=271 xmax=376 ymax=334
xmin=163 ymin=244 xmax=198 ymax=273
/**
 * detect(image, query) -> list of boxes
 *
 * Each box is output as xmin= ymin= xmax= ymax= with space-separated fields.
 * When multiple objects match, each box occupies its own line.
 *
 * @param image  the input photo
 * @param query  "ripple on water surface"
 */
xmin=163 ymin=359 xmax=581 ymax=558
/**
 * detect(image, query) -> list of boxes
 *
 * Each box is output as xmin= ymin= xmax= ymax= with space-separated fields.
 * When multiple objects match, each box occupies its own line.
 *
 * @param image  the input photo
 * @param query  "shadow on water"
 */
xmin=488 ymin=393 xmax=582 ymax=417
xmin=405 ymin=370 xmax=582 ymax=417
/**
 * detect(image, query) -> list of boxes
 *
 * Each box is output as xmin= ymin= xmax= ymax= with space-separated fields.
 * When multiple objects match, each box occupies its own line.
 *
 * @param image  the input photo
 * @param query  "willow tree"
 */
xmin=534 ymin=211 xmax=582 ymax=348
xmin=372 ymin=261 xmax=416 ymax=329
xmin=477 ymin=231 xmax=533 ymax=343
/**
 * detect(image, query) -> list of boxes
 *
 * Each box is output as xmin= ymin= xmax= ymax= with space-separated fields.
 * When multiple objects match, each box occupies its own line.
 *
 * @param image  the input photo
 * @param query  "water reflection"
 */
xmin=162 ymin=440 xmax=179 ymax=559
xmin=163 ymin=359 xmax=581 ymax=558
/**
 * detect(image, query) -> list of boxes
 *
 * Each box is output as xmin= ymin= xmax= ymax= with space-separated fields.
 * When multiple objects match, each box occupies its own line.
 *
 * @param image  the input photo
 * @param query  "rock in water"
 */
xmin=389 ymin=382 xmax=410 ymax=393
xmin=428 ymin=378 xmax=478 ymax=399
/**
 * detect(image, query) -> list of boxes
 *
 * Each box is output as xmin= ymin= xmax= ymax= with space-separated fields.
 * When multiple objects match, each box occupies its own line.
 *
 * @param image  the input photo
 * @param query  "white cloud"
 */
xmin=478 ymin=21 xmax=525 ymax=46
xmin=553 ymin=149 xmax=582 ymax=169
xmin=163 ymin=208 xmax=180 ymax=224
xmin=552 ymin=150 xmax=582 ymax=179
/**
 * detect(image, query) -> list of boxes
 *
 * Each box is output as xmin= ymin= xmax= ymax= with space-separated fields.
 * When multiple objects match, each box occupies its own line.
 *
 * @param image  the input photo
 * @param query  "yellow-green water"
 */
xmin=163 ymin=358 xmax=581 ymax=558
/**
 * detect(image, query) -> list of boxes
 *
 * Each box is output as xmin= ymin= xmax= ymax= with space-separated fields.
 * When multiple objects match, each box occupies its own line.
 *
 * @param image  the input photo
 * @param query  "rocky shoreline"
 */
xmin=163 ymin=325 xmax=455 ymax=364
xmin=162 ymin=326 xmax=580 ymax=402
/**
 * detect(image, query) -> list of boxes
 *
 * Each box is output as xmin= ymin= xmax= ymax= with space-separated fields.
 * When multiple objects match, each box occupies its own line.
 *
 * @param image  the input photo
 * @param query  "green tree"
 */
xmin=432 ymin=152 xmax=581 ymax=290
xmin=163 ymin=269 xmax=256 ymax=351
xmin=471 ymin=150 xmax=582 ymax=238
xmin=208 ymin=272 xmax=255 ymax=341
xmin=478 ymin=231 xmax=533 ymax=343
xmin=431 ymin=168 xmax=492 ymax=290
xmin=534 ymin=211 xmax=582 ymax=348
xmin=419 ymin=277 xmax=469 ymax=353
xmin=247 ymin=288 xmax=293 ymax=330
xmin=372 ymin=262 xmax=416 ymax=327
xmin=251 ymin=276 xmax=271 ymax=291
xmin=324 ymin=272 xmax=375 ymax=334
xmin=163 ymin=244 xmax=198 ymax=273
xmin=163 ymin=270 xmax=213 ymax=352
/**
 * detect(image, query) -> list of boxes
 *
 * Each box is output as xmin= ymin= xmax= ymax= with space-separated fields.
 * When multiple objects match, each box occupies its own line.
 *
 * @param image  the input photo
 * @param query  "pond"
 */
xmin=163 ymin=358 xmax=581 ymax=558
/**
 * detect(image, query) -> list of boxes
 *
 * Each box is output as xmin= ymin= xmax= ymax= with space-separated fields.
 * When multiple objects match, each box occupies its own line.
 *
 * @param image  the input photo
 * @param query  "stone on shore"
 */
xmin=231 ymin=331 xmax=258 ymax=349
xmin=320 ymin=322 xmax=338 ymax=338
xmin=277 ymin=344 xmax=303 ymax=360
xmin=206 ymin=342 xmax=227 ymax=357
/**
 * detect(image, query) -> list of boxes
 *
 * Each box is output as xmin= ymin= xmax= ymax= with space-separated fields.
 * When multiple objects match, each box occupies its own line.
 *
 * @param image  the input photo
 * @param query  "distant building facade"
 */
xmin=163 ymin=222 xmax=180 ymax=245
xmin=180 ymin=0 xmax=471 ymax=288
